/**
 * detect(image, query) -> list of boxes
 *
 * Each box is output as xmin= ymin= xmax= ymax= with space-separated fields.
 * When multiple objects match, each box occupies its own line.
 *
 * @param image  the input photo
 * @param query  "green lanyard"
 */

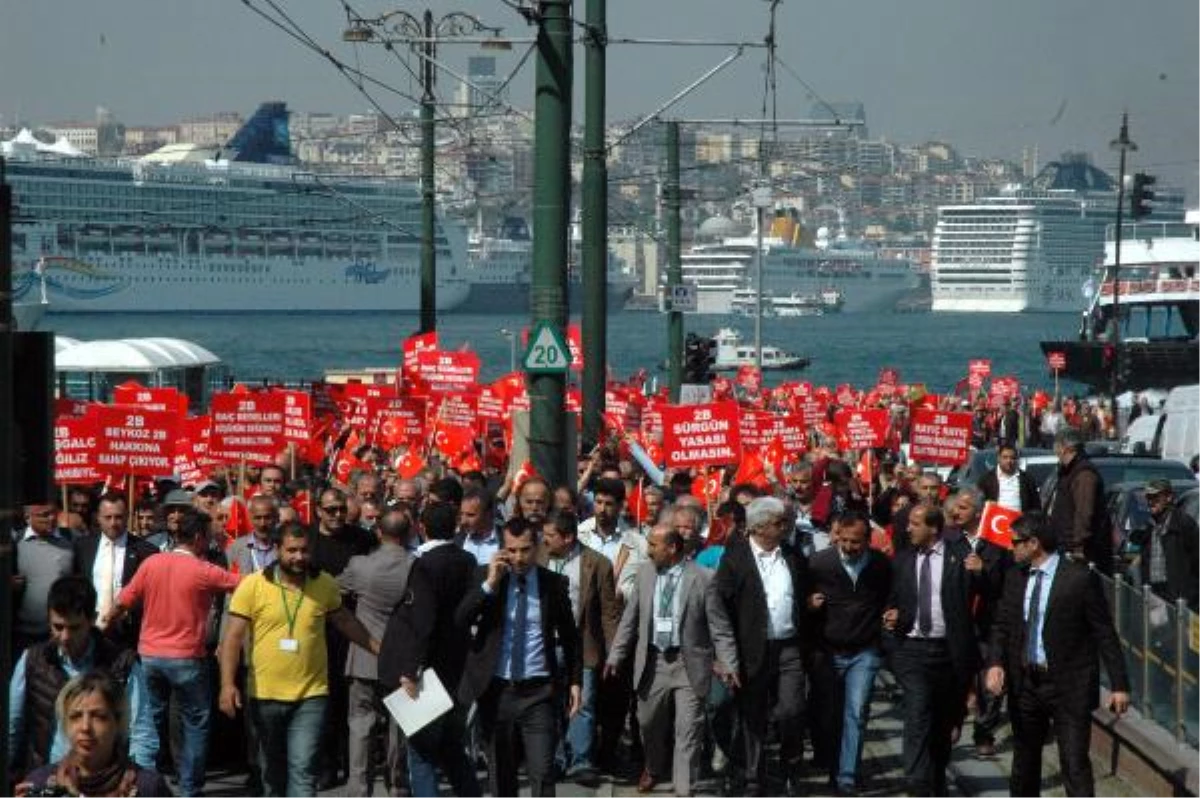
xmin=276 ymin=568 xmax=306 ymax=639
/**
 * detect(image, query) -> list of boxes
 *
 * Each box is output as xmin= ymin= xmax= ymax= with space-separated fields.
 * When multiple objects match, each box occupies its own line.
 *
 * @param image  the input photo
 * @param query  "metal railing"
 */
xmin=1099 ymin=570 xmax=1198 ymax=748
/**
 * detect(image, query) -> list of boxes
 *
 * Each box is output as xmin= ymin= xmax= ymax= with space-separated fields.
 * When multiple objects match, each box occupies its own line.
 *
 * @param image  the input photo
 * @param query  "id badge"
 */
xmin=654 ymin=618 xmax=673 ymax=635
xmin=279 ymin=638 xmax=299 ymax=653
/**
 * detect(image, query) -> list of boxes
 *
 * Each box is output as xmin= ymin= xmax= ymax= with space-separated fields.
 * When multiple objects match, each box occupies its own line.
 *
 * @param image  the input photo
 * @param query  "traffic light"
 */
xmin=684 ymin=333 xmax=715 ymax=384
xmin=1130 ymin=172 xmax=1156 ymax=220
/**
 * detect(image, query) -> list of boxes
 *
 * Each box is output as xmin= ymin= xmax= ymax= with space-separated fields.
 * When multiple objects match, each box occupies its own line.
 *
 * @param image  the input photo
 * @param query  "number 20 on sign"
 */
xmin=523 ymin=323 xmax=572 ymax=374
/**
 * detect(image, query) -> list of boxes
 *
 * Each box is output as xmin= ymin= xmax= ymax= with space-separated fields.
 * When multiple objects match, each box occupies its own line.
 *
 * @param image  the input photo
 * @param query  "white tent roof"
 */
xmin=2 ymin=128 xmax=87 ymax=158
xmin=55 ymin=336 xmax=83 ymax=354
xmin=46 ymin=136 xmax=85 ymax=157
xmin=55 ymin=337 xmax=220 ymax=373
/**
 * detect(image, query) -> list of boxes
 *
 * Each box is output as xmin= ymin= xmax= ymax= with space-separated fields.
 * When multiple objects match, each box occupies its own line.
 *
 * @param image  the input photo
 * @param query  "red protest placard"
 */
xmin=661 ymin=400 xmax=742 ymax=468
xmin=209 ymin=393 xmax=286 ymax=464
xmin=835 ymin=384 xmax=858 ymax=408
xmin=1046 ymin=351 xmax=1066 ymax=371
xmin=735 ymin=365 xmax=762 ymax=395
xmin=739 ymin=409 xmax=775 ymax=449
xmin=773 ymin=413 xmax=808 ymax=454
xmin=834 ymin=408 xmax=889 ymax=450
xmin=401 ymin=331 xmax=439 ymax=386
xmin=967 ymin=358 xmax=992 ymax=390
xmin=908 ymin=409 xmax=972 ymax=465
xmin=798 ymin=398 xmax=827 ymax=428
xmin=275 ymin=390 xmax=312 ymax=443
xmin=367 ymin=396 xmax=427 ymax=446
xmin=94 ymin=406 xmax=180 ymax=476
xmin=432 ymin=392 xmax=478 ymax=430
xmin=182 ymin=416 xmax=217 ymax=469
xmin=112 ymin=382 xmax=188 ymax=416
xmin=416 ymin=350 xmax=481 ymax=393
xmin=55 ymin=414 xmax=103 ymax=484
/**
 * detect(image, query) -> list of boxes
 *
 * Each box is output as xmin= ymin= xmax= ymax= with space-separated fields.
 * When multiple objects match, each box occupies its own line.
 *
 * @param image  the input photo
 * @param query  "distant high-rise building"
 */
xmin=454 ymin=56 xmax=505 ymax=118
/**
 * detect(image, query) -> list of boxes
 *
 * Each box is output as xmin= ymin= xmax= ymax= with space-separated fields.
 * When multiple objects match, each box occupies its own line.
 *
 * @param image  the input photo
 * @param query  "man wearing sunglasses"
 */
xmin=985 ymin=511 xmax=1130 ymax=796
xmin=309 ymin=487 xmax=375 ymax=790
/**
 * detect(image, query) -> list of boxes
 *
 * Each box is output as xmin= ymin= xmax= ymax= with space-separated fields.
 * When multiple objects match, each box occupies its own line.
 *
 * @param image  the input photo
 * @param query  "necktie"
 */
xmin=1025 ymin=569 xmax=1044 ymax=666
xmin=917 ymin=549 xmax=933 ymax=635
xmin=98 ymin=539 xmax=116 ymax=619
xmin=656 ymin=572 xmax=678 ymax=650
xmin=511 ymin=574 xmax=527 ymax=680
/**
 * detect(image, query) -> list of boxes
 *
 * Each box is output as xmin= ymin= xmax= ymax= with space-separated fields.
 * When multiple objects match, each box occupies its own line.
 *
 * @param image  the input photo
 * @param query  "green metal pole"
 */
xmin=419 ymin=9 xmax=437 ymax=334
xmin=666 ymin=121 xmax=683 ymax=401
xmin=0 ymin=160 xmax=14 ymax=790
xmin=529 ymin=0 xmax=572 ymax=487
xmin=580 ymin=0 xmax=607 ymax=451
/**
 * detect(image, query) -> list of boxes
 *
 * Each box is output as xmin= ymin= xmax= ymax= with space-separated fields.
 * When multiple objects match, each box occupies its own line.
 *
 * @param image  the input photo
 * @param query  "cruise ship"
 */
xmin=457 ymin=215 xmax=638 ymax=313
xmin=930 ymin=158 xmax=1122 ymax=313
xmin=681 ymin=211 xmax=920 ymax=315
xmin=5 ymin=103 xmax=470 ymax=313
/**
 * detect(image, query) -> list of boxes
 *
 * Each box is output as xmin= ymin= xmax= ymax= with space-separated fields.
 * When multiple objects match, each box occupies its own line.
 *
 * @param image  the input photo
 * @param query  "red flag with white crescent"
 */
xmin=978 ymin=501 xmax=1021 ymax=550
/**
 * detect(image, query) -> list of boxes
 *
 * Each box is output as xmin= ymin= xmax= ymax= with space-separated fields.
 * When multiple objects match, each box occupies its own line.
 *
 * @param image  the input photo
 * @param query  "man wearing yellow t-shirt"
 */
xmin=218 ymin=522 xmax=380 ymax=797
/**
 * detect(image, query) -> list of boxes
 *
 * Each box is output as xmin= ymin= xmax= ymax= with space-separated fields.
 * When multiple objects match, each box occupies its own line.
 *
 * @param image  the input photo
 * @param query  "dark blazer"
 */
xmin=988 ymin=556 xmax=1131 ymax=713
xmin=808 ymin=546 xmax=892 ymax=653
xmin=976 ymin=468 xmax=1041 ymax=515
xmin=714 ymin=537 xmax=810 ymax=681
xmin=886 ymin=535 xmax=981 ymax=679
xmin=455 ymin=565 xmax=583 ymax=705
xmin=379 ymin=542 xmax=478 ymax=696
xmin=1045 ymin=455 xmax=1111 ymax=573
xmin=1137 ymin=508 xmax=1199 ymax=610
xmin=536 ymin=543 xmax=621 ymax=669
xmin=73 ymin=532 xmax=159 ymax=646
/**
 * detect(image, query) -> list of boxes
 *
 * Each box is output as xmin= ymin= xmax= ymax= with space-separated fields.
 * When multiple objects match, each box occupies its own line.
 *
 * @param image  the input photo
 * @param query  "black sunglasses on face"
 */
xmin=321 ymin=505 xmax=347 ymax=513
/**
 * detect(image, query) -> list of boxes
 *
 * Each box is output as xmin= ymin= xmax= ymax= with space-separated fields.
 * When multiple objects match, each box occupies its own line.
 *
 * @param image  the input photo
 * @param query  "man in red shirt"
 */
xmin=103 ymin=507 xmax=242 ymax=796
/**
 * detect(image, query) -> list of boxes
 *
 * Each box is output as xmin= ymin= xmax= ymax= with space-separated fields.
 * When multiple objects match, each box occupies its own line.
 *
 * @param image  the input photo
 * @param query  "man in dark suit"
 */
xmin=379 ymin=502 xmax=482 ymax=797
xmin=715 ymin=496 xmax=810 ymax=797
xmin=538 ymin=510 xmax=621 ymax=784
xmin=456 ymin=517 xmax=583 ymax=797
xmin=976 ymin=443 xmax=1041 ymax=514
xmin=76 ymin=493 xmax=159 ymax=649
xmin=986 ymin=511 xmax=1131 ymax=796
xmin=946 ymin=486 xmax=1014 ymax=758
xmin=883 ymin=501 xmax=980 ymax=796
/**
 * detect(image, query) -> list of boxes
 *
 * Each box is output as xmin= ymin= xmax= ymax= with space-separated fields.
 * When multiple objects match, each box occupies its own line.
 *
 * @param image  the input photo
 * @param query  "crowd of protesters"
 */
xmin=12 ymin=371 xmax=1187 ymax=798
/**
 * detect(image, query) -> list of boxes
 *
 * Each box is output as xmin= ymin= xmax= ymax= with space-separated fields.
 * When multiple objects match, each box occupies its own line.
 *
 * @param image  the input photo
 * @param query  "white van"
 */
xmin=1156 ymin=385 xmax=1199 ymax=469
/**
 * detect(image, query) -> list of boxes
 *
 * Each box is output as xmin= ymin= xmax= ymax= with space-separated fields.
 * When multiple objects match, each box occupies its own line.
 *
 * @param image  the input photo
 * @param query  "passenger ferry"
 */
xmin=1040 ymin=210 xmax=1200 ymax=391
xmin=458 ymin=215 xmax=637 ymax=313
xmin=711 ymin=327 xmax=810 ymax=371
xmin=682 ymin=212 xmax=919 ymax=315
xmin=5 ymin=103 xmax=470 ymax=313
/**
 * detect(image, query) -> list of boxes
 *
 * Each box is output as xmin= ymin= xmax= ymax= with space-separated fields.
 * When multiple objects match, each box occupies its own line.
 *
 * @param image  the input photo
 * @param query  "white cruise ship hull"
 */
xmin=14 ymin=253 xmax=470 ymax=313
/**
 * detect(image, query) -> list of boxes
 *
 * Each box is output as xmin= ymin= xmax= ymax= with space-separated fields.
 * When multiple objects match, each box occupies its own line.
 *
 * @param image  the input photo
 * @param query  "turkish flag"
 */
xmin=332 ymin=448 xmax=368 ymax=485
xmin=292 ymin=489 xmax=313 ymax=525
xmin=733 ymin=450 xmax=770 ymax=490
xmin=432 ymin=424 xmax=474 ymax=460
xmin=512 ymin=459 xmax=539 ymax=493
xmin=224 ymin=498 xmax=252 ymax=537
xmin=978 ymin=501 xmax=1021 ymax=550
xmin=691 ymin=468 xmax=723 ymax=506
xmin=626 ymin=482 xmax=651 ymax=526
xmin=394 ymin=449 xmax=426 ymax=480
xmin=762 ymin=437 xmax=786 ymax=484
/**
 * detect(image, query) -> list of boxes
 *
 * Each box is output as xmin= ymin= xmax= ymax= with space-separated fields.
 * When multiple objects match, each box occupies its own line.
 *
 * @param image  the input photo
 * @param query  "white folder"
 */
xmin=382 ymin=669 xmax=455 ymax=737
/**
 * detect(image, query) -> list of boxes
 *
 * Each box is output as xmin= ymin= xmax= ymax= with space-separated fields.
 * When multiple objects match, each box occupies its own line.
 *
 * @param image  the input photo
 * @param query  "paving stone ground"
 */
xmin=198 ymin=671 xmax=1139 ymax=797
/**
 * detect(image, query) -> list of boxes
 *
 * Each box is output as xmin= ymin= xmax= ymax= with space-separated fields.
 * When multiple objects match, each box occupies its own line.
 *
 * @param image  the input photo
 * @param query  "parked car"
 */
xmin=1041 ymin=454 xmax=1196 ymax=502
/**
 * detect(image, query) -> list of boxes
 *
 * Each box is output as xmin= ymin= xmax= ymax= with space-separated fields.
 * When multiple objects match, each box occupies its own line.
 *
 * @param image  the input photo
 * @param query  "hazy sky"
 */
xmin=3 ymin=0 xmax=1196 ymax=197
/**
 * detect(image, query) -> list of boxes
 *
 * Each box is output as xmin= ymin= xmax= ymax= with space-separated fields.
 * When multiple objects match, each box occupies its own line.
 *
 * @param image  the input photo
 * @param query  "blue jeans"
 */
xmin=142 ymin=656 xmax=210 ymax=797
xmin=407 ymin=705 xmax=480 ymax=797
xmin=831 ymin=648 xmax=881 ymax=789
xmin=251 ymin=696 xmax=327 ymax=797
xmin=558 ymin=666 xmax=597 ymax=771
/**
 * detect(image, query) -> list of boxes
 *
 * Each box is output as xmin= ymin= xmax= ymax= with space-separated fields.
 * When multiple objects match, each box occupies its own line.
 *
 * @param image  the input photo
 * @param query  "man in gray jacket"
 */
xmin=604 ymin=524 xmax=740 ymax=795
xmin=337 ymin=508 xmax=415 ymax=796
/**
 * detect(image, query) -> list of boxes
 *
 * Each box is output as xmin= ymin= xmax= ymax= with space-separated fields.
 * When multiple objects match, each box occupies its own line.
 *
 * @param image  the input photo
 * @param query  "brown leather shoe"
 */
xmin=637 ymin=769 xmax=656 ymax=793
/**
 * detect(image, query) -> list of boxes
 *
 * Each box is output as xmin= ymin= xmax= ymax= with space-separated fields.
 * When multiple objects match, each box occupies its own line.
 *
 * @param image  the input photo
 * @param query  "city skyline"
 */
xmin=3 ymin=0 xmax=1196 ymax=197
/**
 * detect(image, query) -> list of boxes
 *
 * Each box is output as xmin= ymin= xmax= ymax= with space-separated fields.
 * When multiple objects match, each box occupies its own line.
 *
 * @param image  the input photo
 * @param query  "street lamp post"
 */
xmin=751 ymin=185 xmax=773 ymax=370
xmin=1108 ymin=113 xmax=1136 ymax=408
xmin=344 ymin=10 xmax=503 ymax=334
xmin=500 ymin=328 xmax=517 ymax=372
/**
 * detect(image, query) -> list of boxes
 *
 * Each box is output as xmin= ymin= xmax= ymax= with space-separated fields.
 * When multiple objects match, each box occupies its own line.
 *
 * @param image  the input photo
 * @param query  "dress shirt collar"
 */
xmin=748 ymin=535 xmax=781 ymax=562
xmin=417 ymin=538 xmax=454 ymax=556
xmin=1031 ymin=552 xmax=1060 ymax=579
